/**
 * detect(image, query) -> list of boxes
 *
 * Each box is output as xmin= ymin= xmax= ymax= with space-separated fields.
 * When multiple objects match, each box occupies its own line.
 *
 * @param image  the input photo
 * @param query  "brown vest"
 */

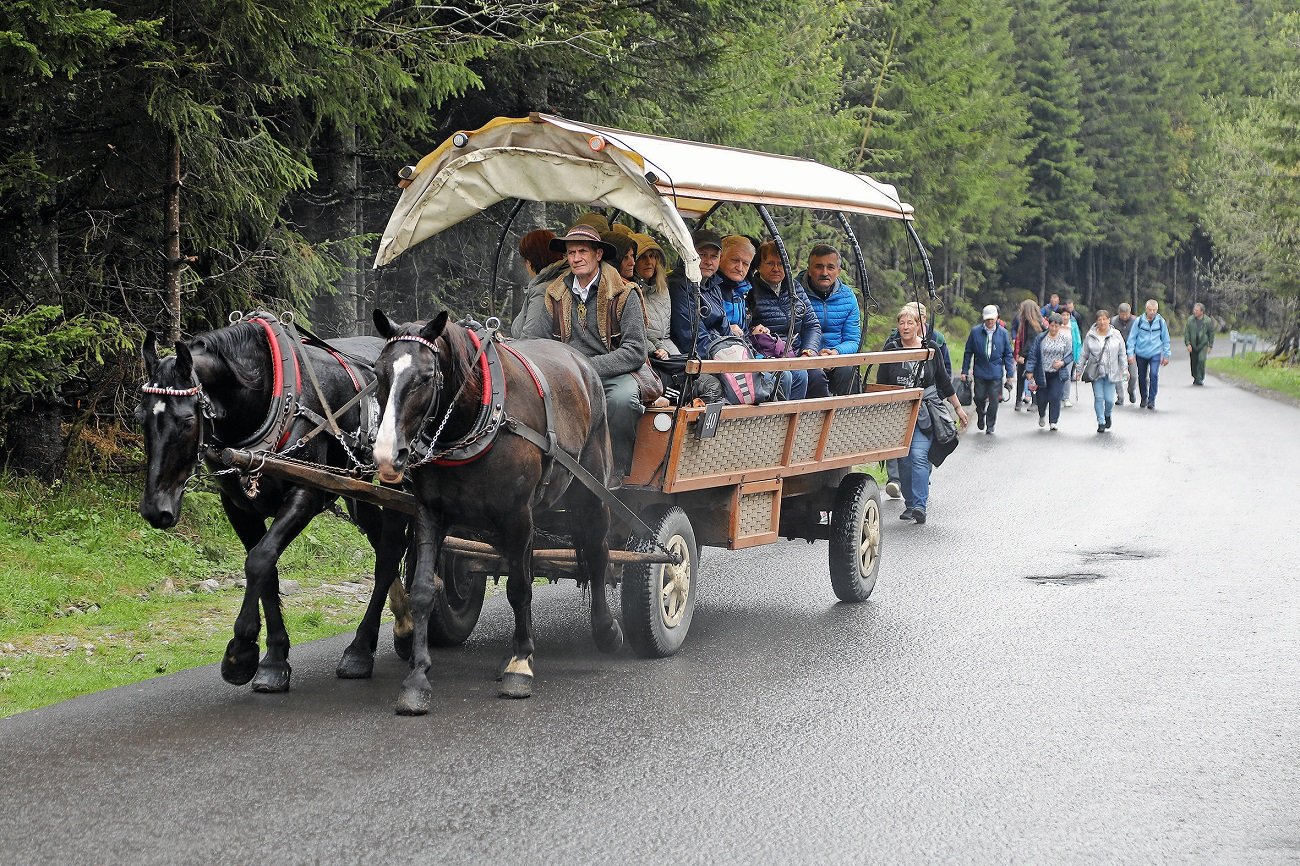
xmin=544 ymin=263 xmax=639 ymax=349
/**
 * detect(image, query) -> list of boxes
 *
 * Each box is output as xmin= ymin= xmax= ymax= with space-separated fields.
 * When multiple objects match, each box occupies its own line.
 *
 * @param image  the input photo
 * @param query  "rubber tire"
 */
xmin=622 ymin=506 xmax=698 ymax=658
xmin=427 ymin=551 xmax=487 ymax=647
xmin=828 ymin=472 xmax=882 ymax=602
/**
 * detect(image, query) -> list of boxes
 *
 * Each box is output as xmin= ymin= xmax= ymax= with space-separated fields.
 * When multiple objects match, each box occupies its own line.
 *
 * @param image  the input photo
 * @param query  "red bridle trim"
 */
xmin=499 ymin=343 xmax=544 ymax=398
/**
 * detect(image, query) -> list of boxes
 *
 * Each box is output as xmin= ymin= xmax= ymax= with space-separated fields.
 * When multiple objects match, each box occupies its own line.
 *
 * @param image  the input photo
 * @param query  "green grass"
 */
xmin=0 ymin=472 xmax=384 ymax=717
xmin=1207 ymin=352 xmax=1300 ymax=402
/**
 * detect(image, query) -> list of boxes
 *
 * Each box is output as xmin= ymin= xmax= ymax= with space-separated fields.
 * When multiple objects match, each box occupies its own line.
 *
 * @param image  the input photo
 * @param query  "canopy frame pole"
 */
xmin=755 ymin=204 xmax=798 ymax=354
xmin=835 ymin=211 xmax=873 ymax=354
xmin=490 ymin=198 xmax=527 ymax=317
xmin=695 ymin=201 xmax=725 ymax=229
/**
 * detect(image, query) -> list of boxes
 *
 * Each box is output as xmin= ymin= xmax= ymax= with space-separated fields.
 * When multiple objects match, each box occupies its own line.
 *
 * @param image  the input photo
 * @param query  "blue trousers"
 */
xmin=1091 ymin=376 xmax=1116 ymax=424
xmin=898 ymin=421 xmax=933 ymax=511
xmin=1135 ymin=356 xmax=1161 ymax=406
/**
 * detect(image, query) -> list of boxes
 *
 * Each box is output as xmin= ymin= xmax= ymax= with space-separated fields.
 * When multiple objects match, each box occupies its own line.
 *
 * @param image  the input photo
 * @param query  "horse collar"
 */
xmin=413 ymin=329 xmax=508 ymax=467
xmin=214 ymin=312 xmax=301 ymax=453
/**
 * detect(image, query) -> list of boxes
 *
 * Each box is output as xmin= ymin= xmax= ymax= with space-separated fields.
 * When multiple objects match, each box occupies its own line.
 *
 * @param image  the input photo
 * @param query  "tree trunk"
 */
xmin=2 ymin=398 xmax=65 ymax=481
xmin=1038 ymin=243 xmax=1047 ymax=303
xmin=163 ymin=134 xmax=183 ymax=343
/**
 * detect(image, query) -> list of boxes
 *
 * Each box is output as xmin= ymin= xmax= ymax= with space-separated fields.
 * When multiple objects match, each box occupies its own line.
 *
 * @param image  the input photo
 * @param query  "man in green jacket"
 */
xmin=1184 ymin=302 xmax=1215 ymax=387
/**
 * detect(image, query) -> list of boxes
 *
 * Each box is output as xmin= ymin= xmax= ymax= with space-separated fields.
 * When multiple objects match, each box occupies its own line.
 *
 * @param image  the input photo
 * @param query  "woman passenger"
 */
xmin=632 ymin=233 xmax=679 ymax=360
xmin=748 ymin=240 xmax=820 ymax=400
xmin=511 ymin=229 xmax=565 ymax=339
xmin=603 ymin=231 xmax=639 ymax=283
xmin=1011 ymin=297 xmax=1043 ymax=410
xmin=874 ymin=304 xmax=968 ymax=525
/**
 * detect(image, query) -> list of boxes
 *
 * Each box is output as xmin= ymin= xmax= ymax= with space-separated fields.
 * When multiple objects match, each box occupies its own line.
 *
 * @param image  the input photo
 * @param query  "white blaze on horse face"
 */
xmin=373 ymin=354 xmax=412 ymax=476
xmin=152 ymin=400 xmax=166 ymax=416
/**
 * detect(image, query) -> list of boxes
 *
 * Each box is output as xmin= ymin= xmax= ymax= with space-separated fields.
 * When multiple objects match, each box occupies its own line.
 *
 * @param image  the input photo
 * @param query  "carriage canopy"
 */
xmin=373 ymin=113 xmax=916 ymax=282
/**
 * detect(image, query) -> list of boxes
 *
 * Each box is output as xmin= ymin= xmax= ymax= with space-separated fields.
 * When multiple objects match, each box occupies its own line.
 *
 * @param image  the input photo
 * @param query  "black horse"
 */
xmin=137 ymin=316 xmax=413 ymax=692
xmin=370 ymin=310 xmax=621 ymax=711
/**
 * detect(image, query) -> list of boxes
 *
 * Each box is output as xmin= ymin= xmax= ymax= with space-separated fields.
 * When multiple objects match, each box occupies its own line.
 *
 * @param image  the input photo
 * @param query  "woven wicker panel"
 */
xmin=738 ymin=490 xmax=776 ymax=537
xmin=823 ymin=401 xmax=913 ymax=460
xmin=790 ymin=411 xmax=827 ymax=463
xmin=678 ymin=413 xmax=789 ymax=478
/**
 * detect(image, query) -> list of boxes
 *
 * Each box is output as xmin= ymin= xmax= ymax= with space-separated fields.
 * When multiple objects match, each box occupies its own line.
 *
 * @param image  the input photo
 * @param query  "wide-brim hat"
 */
xmin=549 ymin=223 xmax=617 ymax=261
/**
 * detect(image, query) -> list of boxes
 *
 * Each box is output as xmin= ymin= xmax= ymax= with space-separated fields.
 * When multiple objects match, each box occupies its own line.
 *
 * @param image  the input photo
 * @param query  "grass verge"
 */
xmin=0 ymin=472 xmax=383 ymax=718
xmin=1207 ymin=352 xmax=1300 ymax=403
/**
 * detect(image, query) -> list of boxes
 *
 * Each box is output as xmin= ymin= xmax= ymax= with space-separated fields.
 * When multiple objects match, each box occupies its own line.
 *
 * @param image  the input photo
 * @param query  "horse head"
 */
xmin=136 ymin=332 xmax=217 ymax=528
xmin=371 ymin=309 xmax=450 ymax=484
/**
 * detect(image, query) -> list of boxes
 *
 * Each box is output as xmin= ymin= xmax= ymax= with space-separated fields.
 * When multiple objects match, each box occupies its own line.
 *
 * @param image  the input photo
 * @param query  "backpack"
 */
xmin=706 ymin=336 xmax=787 ymax=405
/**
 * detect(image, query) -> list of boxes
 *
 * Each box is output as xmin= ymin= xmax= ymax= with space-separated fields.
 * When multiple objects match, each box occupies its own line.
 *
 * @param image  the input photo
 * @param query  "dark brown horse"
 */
xmin=370 ymin=310 xmax=621 ymax=711
xmin=136 ymin=317 xmax=413 ymax=692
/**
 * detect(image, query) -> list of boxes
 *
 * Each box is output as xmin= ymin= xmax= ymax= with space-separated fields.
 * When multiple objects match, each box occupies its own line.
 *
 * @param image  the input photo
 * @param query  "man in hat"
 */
xmin=960 ymin=304 xmax=1016 ymax=434
xmin=521 ymin=221 xmax=648 ymax=482
xmin=668 ymin=228 xmax=725 ymax=355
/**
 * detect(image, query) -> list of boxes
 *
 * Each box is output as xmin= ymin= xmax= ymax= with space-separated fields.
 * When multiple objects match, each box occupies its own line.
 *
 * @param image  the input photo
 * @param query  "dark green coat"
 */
xmin=1185 ymin=315 xmax=1215 ymax=351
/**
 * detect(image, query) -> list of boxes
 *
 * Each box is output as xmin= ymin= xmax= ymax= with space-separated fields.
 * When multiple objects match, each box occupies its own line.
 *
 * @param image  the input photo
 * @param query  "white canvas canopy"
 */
xmin=374 ymin=114 xmax=915 ymax=282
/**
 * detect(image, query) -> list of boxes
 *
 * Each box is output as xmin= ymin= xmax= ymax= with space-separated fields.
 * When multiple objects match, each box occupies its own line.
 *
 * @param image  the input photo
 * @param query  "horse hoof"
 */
xmin=495 ymin=654 xmax=512 ymax=682
xmin=393 ymin=630 xmax=413 ymax=662
xmin=498 ymin=654 xmax=534 ymax=698
xmin=498 ymin=673 xmax=533 ymax=699
xmin=336 ymin=647 xmax=374 ymax=679
xmin=395 ymin=687 xmax=432 ymax=716
xmin=251 ymin=662 xmax=291 ymax=693
xmin=594 ymin=619 xmax=623 ymax=655
xmin=220 ymin=640 xmax=259 ymax=686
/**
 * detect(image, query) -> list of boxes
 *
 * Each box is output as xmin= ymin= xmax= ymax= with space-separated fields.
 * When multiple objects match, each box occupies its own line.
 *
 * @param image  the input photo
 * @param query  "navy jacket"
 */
xmin=961 ymin=323 xmax=1015 ymax=380
xmin=748 ymin=278 xmax=822 ymax=353
xmin=669 ymin=272 xmax=730 ymax=358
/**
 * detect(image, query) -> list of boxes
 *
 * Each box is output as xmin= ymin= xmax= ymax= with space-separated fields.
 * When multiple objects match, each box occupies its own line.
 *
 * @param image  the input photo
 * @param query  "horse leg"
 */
xmin=338 ymin=506 xmax=410 ymax=678
xmin=499 ymin=518 xmax=537 ymax=699
xmin=221 ymin=502 xmax=268 ymax=686
xmin=578 ymin=498 xmax=622 ymax=654
xmin=395 ymin=506 xmax=444 ymax=715
xmin=390 ymin=538 xmax=416 ymax=662
xmin=245 ymin=490 xmax=320 ymax=693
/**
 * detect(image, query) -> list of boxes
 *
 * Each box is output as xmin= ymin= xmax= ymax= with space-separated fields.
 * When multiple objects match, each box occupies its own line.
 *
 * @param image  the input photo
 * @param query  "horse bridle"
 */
xmin=140 ymin=371 xmax=220 ymax=486
xmin=384 ymin=334 xmax=450 ymax=465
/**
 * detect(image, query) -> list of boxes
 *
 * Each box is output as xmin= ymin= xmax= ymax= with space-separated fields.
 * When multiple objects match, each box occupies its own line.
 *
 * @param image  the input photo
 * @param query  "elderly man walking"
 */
xmin=1185 ymin=303 xmax=1215 ymax=386
xmin=522 ymin=221 xmax=648 ymax=481
xmin=1126 ymin=299 xmax=1171 ymax=410
xmin=1111 ymin=303 xmax=1139 ymax=405
xmin=961 ymin=305 xmax=1015 ymax=434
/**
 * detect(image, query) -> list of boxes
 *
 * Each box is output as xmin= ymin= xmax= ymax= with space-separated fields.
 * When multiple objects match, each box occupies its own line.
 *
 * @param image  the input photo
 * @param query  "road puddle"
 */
xmin=1026 ymin=572 xmax=1105 ymax=585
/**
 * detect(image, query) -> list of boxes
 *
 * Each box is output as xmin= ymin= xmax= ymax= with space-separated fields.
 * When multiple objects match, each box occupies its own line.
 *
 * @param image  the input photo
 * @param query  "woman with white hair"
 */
xmin=875 ymin=304 xmax=968 ymax=525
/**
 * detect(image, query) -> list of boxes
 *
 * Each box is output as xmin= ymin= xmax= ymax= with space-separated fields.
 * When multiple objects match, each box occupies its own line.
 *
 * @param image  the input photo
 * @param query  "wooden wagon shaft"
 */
xmin=687 ymin=346 xmax=932 ymax=374
xmin=211 ymin=448 xmax=418 ymax=514
xmin=209 ymin=448 xmax=679 ymax=566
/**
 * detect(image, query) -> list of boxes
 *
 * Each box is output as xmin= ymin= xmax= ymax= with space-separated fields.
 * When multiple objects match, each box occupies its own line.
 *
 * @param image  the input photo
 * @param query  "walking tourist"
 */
xmin=1185 ymin=302 xmax=1215 ymax=386
xmin=961 ymin=305 xmax=1015 ymax=435
xmin=1126 ymin=299 xmax=1172 ymax=410
xmin=1026 ymin=313 xmax=1072 ymax=431
xmin=1111 ymin=303 xmax=1139 ymax=405
xmin=1076 ymin=310 xmax=1129 ymax=433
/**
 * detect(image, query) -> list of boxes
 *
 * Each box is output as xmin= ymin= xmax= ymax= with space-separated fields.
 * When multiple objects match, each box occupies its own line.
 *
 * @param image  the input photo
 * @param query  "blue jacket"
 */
xmin=718 ymin=275 xmax=752 ymax=333
xmin=748 ymin=278 xmax=822 ymax=353
xmin=799 ymin=272 xmax=861 ymax=355
xmin=962 ymin=323 xmax=1015 ymax=380
xmin=1127 ymin=312 xmax=1171 ymax=360
xmin=669 ymin=272 xmax=730 ymax=358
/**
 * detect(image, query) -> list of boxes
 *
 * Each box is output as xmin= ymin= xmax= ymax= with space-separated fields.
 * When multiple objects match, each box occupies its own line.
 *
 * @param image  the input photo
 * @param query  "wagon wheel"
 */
xmin=828 ymin=472 xmax=882 ymax=602
xmin=427 ymin=550 xmax=487 ymax=647
xmin=622 ymin=506 xmax=698 ymax=658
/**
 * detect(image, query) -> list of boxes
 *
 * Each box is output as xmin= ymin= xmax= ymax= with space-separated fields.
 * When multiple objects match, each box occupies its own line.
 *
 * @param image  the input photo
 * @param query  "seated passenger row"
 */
xmin=510 ymin=214 xmax=865 ymax=477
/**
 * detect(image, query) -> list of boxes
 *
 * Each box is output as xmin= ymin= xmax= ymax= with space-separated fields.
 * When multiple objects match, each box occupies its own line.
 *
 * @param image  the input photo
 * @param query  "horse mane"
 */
xmin=437 ymin=319 xmax=484 ymax=403
xmin=188 ymin=322 xmax=268 ymax=391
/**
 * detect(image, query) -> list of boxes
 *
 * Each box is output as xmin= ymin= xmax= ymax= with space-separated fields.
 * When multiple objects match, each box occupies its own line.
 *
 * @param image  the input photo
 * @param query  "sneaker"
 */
xmin=1097 ymin=424 xmax=1106 ymax=433
xmin=884 ymin=480 xmax=902 ymax=500
xmin=1064 ymin=399 xmax=1073 ymax=408
xmin=1104 ymin=415 xmax=1112 ymax=429
xmin=977 ymin=415 xmax=985 ymax=431
xmin=1049 ymin=423 xmax=1058 ymax=431
xmin=899 ymin=508 xmax=915 ymax=521
xmin=911 ymin=507 xmax=926 ymax=525
xmin=1038 ymin=416 xmax=1046 ymax=428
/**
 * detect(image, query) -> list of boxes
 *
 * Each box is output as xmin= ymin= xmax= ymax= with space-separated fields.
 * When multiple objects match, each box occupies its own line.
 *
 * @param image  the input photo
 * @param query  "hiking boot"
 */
xmin=1147 ymin=404 xmax=1155 ymax=411
xmin=977 ymin=415 xmax=985 ymax=431
xmin=884 ymin=480 xmax=902 ymax=500
xmin=1104 ymin=415 xmax=1112 ymax=429
xmin=1097 ymin=424 xmax=1106 ymax=433
xmin=899 ymin=508 xmax=915 ymax=521
xmin=1139 ymin=399 xmax=1147 ymax=408
xmin=985 ymin=427 xmax=994 ymax=435
xmin=911 ymin=507 xmax=926 ymax=525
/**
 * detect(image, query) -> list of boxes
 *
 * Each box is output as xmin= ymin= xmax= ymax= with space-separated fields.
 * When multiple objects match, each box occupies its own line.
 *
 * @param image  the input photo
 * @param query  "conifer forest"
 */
xmin=2 ymin=0 xmax=1297 ymax=474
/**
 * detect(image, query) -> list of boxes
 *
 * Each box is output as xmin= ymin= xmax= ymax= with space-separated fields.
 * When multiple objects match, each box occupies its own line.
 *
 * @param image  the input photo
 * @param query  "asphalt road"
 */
xmin=4 ymin=361 xmax=1299 ymax=865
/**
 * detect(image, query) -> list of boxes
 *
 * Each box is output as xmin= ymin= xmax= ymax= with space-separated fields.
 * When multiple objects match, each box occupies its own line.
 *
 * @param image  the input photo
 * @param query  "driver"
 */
xmin=521 ymin=221 xmax=648 ymax=483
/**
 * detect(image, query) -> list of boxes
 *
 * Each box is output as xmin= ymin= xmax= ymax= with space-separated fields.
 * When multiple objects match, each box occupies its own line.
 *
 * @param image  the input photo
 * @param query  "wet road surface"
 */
xmin=4 ymin=367 xmax=1299 ymax=864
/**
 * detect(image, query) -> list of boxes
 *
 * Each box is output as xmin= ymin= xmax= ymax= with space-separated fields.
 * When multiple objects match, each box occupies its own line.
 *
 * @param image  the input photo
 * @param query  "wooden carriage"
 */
xmin=228 ymin=114 xmax=935 ymax=658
